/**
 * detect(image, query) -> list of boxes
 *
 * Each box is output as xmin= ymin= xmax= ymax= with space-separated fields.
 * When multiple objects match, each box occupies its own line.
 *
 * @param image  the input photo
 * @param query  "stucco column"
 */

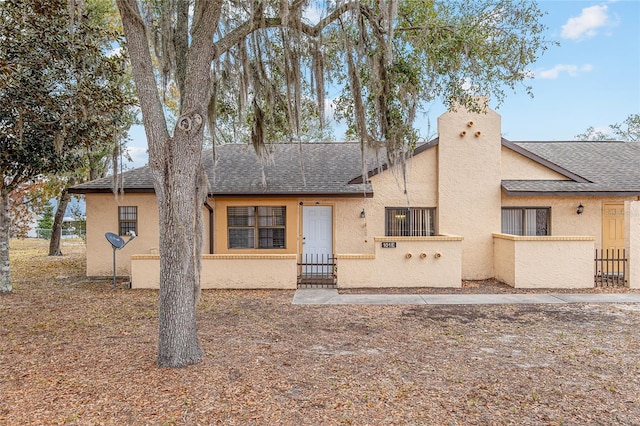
xmin=437 ymin=102 xmax=502 ymax=279
xmin=625 ymin=200 xmax=640 ymax=289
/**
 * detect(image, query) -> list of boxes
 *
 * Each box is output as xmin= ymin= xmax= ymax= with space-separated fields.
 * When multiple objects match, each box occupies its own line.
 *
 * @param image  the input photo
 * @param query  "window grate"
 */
xmin=118 ymin=206 xmax=137 ymax=236
xmin=385 ymin=207 xmax=435 ymax=237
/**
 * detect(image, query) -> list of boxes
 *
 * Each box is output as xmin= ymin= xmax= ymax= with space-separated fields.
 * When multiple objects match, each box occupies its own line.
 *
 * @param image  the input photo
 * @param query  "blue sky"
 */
xmin=124 ymin=0 xmax=640 ymax=168
xmin=496 ymin=0 xmax=640 ymax=141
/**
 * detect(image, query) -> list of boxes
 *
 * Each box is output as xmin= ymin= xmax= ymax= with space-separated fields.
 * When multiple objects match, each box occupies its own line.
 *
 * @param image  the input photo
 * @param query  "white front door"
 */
xmin=302 ymin=206 xmax=333 ymax=274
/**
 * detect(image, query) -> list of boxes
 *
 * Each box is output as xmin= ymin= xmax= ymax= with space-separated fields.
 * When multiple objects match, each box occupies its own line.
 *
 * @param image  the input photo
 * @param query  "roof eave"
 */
xmin=69 ymin=187 xmax=375 ymax=198
xmin=68 ymin=187 xmax=156 ymax=194
xmin=502 ymin=187 xmax=640 ymax=197
xmin=209 ymin=191 xmax=374 ymax=198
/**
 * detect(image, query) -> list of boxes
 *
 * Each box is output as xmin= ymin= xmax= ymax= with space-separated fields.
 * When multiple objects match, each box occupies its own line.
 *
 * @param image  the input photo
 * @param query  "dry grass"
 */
xmin=1 ymin=239 xmax=640 ymax=425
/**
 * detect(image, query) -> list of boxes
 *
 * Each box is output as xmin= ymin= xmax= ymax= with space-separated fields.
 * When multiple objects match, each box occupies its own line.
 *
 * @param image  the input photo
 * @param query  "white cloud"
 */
xmin=124 ymin=146 xmax=148 ymax=169
xmin=536 ymin=64 xmax=593 ymax=79
xmin=561 ymin=5 xmax=613 ymax=40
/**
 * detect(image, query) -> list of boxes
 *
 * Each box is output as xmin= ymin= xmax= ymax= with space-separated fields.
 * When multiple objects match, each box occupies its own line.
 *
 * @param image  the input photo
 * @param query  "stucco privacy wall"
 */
xmin=493 ymin=234 xmax=594 ymax=288
xmin=85 ymin=193 xmax=159 ymax=276
xmin=131 ymin=254 xmax=297 ymax=289
xmin=438 ymin=105 xmax=502 ymax=279
xmin=626 ymin=200 xmax=640 ymax=289
xmin=336 ymin=236 xmax=463 ymax=288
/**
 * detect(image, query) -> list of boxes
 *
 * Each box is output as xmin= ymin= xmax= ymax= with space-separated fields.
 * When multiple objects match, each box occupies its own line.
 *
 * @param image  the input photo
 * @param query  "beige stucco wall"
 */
xmin=336 ymin=236 xmax=463 ymax=288
xmin=493 ymin=236 xmax=516 ymax=285
xmin=333 ymin=198 xmax=370 ymax=254
xmin=626 ymin=200 xmax=640 ymax=288
xmin=501 ymin=196 xmax=636 ymax=249
xmin=501 ymin=146 xmax=569 ymax=180
xmin=437 ymin=106 xmax=502 ymax=279
xmin=211 ymin=196 xmax=377 ymax=258
xmin=131 ymin=254 xmax=297 ymax=289
xmin=493 ymin=234 xmax=594 ymax=288
xmin=85 ymin=193 xmax=160 ymax=277
xmin=364 ymin=148 xmax=439 ymax=237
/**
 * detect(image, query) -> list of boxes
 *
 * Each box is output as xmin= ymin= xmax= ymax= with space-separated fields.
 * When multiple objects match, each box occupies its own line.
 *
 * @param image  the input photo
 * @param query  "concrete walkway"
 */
xmin=292 ymin=289 xmax=640 ymax=305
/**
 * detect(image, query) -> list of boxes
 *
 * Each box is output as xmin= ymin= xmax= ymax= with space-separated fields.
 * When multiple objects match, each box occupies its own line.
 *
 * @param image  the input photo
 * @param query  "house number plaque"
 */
xmin=381 ymin=241 xmax=397 ymax=248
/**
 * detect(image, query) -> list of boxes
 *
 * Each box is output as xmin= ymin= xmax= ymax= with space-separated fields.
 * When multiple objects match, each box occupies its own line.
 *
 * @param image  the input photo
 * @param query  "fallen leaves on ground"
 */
xmin=1 ymin=239 xmax=639 ymax=425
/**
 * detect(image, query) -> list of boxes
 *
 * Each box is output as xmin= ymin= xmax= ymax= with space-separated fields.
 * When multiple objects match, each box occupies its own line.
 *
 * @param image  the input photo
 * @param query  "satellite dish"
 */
xmin=105 ymin=232 xmax=126 ymax=249
xmin=105 ymin=231 xmax=136 ymax=289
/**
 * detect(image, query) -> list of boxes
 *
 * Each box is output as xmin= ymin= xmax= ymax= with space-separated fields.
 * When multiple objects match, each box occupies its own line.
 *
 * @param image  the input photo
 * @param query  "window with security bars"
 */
xmin=228 ymin=206 xmax=286 ymax=249
xmin=118 ymin=206 xmax=137 ymax=236
xmin=501 ymin=207 xmax=550 ymax=236
xmin=385 ymin=207 xmax=435 ymax=236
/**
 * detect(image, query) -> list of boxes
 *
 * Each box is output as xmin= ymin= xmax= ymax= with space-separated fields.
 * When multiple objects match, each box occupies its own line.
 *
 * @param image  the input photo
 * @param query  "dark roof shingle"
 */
xmin=504 ymin=141 xmax=640 ymax=195
xmin=70 ymin=143 xmax=377 ymax=196
xmin=206 ymin=143 xmax=375 ymax=195
xmin=70 ymin=140 xmax=640 ymax=197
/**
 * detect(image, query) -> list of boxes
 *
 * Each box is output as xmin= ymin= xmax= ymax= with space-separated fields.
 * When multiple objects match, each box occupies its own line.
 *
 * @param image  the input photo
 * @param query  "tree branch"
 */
xmin=115 ymin=0 xmax=170 ymax=169
xmin=212 ymin=1 xmax=362 ymax=58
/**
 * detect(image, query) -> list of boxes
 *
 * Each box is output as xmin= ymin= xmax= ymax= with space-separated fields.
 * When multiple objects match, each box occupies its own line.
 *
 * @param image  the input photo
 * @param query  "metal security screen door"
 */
xmin=300 ymin=206 xmax=334 ymax=286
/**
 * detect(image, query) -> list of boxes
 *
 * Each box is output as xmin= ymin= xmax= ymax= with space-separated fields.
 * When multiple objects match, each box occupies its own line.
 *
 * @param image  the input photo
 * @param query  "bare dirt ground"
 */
xmin=1 ymin=239 xmax=640 ymax=425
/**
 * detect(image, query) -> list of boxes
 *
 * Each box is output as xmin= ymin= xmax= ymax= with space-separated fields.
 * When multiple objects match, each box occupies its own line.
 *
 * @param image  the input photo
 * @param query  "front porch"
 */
xmin=130 ymin=236 xmax=465 ymax=289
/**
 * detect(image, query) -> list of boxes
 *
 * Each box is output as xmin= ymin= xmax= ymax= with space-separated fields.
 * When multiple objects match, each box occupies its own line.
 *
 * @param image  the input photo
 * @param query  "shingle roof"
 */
xmin=68 ymin=165 xmax=155 ymax=193
xmin=69 ymin=143 xmax=377 ymax=196
xmin=503 ymin=141 xmax=640 ymax=195
xmin=205 ymin=143 xmax=374 ymax=196
xmin=69 ymin=139 xmax=640 ymax=197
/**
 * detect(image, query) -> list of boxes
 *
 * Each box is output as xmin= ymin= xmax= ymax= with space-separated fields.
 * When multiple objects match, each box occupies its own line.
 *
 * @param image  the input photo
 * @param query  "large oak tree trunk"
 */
xmin=49 ymin=188 xmax=71 ymax=256
xmin=155 ymin=131 xmax=204 ymax=367
xmin=116 ymin=0 xmax=220 ymax=367
xmin=0 ymin=191 xmax=11 ymax=293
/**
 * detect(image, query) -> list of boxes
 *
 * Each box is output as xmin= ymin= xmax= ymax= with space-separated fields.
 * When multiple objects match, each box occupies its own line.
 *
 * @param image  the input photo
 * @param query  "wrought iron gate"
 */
xmin=594 ymin=249 xmax=627 ymax=287
xmin=297 ymin=253 xmax=336 ymax=288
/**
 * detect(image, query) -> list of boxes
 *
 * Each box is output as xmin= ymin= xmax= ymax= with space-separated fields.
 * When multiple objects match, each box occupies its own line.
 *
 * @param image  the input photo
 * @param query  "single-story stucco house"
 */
xmin=70 ymin=106 xmax=640 ymax=289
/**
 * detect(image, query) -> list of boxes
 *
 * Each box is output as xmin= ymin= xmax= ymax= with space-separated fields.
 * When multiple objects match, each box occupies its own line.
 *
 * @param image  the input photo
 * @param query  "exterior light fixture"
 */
xmin=360 ymin=209 xmax=366 ymax=219
xmin=577 ymin=203 xmax=584 ymax=215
